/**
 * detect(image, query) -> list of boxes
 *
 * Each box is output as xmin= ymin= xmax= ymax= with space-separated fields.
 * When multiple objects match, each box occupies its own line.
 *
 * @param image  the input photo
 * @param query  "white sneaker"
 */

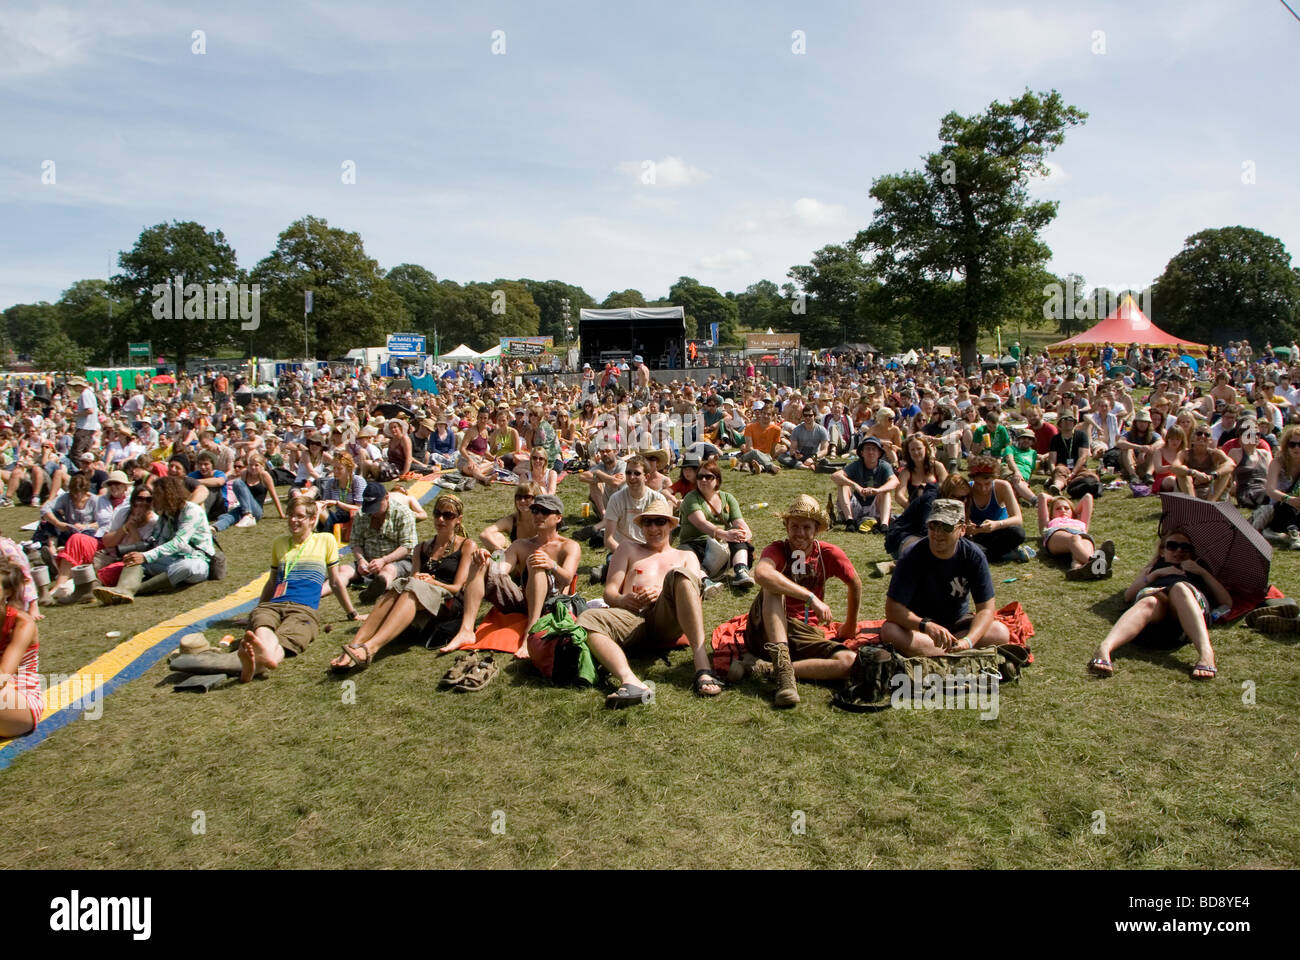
xmin=235 ymin=514 xmax=257 ymax=528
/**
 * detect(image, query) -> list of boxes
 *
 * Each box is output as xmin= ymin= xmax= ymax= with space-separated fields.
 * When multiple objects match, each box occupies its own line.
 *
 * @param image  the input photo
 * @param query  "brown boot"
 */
xmin=765 ymin=641 xmax=800 ymax=708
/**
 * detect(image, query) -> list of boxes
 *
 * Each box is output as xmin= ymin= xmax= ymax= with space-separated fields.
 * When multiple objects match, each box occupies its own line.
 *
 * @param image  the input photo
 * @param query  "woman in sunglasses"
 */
xmin=330 ymin=494 xmax=473 ymax=671
xmin=1263 ymin=424 xmax=1300 ymax=548
xmin=1183 ymin=422 xmax=1233 ymax=501
xmin=679 ymin=458 xmax=755 ymax=591
xmin=479 ymin=482 xmax=543 ymax=553
xmin=1088 ymin=529 xmax=1228 ymax=680
xmin=516 ymin=449 xmax=558 ymax=495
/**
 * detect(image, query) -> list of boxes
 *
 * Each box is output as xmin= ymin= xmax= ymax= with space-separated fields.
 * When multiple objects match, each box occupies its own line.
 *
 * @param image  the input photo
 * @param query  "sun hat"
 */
xmin=638 ymin=448 xmax=670 ymax=469
xmin=928 ymin=499 xmax=966 ymax=527
xmin=679 ymin=452 xmax=703 ymax=469
xmin=1133 ymin=408 xmax=1152 ymax=423
xmin=635 ymin=500 xmax=678 ymax=527
xmin=106 ymin=470 xmax=130 ymax=485
xmin=177 ymin=633 xmax=211 ymax=656
xmin=777 ymin=494 xmax=829 ymax=533
xmin=856 ymin=435 xmax=885 ymax=453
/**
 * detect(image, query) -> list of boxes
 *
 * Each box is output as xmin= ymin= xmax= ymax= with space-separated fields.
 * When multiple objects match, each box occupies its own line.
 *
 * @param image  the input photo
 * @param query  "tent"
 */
xmin=578 ymin=306 xmax=685 ymax=369
xmin=476 ymin=344 xmax=502 ymax=360
xmin=1048 ymin=296 xmax=1208 ymax=358
xmin=440 ymin=343 xmax=479 ymax=361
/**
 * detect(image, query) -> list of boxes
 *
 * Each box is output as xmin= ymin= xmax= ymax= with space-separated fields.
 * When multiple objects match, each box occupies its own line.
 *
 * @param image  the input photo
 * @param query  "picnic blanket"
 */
xmin=1222 ymin=584 xmax=1285 ymax=623
xmin=459 ymin=607 xmax=690 ymax=656
xmin=710 ymin=602 xmax=1036 ymax=674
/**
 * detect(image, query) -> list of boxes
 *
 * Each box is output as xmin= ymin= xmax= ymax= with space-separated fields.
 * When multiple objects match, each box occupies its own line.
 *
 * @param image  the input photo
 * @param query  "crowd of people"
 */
xmin=0 ymin=335 xmax=1292 ymax=730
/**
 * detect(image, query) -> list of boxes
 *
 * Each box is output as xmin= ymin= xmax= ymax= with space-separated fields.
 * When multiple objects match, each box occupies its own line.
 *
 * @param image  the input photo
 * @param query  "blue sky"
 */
xmin=1 ymin=0 xmax=1296 ymax=311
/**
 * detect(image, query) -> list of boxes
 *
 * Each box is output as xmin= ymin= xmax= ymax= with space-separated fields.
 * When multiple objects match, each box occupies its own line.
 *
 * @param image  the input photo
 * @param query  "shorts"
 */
xmin=250 ymin=600 xmax=320 ymax=654
xmin=743 ymin=594 xmax=850 ymax=661
xmin=484 ymin=564 xmax=560 ymax=614
xmin=1132 ymin=582 xmax=1209 ymax=649
xmin=575 ymin=567 xmax=700 ymax=649
xmin=377 ymin=462 xmax=401 ymax=482
xmin=848 ymin=492 xmax=881 ymax=522
xmin=1041 ymin=526 xmax=1093 ymax=551
xmin=391 ymin=575 xmax=461 ymax=632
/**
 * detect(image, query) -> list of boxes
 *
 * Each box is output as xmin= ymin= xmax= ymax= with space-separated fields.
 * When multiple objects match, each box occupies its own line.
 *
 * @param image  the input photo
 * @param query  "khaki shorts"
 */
xmin=575 ymin=567 xmax=701 ymax=650
xmin=744 ymin=594 xmax=850 ymax=661
xmin=250 ymin=600 xmax=320 ymax=654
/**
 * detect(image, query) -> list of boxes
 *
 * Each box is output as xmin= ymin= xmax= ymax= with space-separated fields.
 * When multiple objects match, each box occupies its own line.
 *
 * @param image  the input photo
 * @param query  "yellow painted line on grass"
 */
xmin=0 ymin=478 xmax=438 ymax=754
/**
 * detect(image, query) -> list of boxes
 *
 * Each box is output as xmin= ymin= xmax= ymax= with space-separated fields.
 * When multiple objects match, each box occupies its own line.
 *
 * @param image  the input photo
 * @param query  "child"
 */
xmin=0 ymin=559 xmax=43 ymax=737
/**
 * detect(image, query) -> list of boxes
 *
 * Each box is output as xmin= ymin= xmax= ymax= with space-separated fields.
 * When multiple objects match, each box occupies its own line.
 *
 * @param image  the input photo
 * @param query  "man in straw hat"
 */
xmin=738 ymin=494 xmax=861 ymax=708
xmin=881 ymin=498 xmax=1009 ymax=656
xmin=574 ymin=500 xmax=724 ymax=707
xmin=69 ymin=376 xmax=100 ymax=461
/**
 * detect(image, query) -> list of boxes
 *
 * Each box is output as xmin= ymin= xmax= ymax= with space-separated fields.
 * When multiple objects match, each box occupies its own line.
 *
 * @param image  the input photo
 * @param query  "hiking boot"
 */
xmin=766 ymin=642 xmax=800 ymax=707
xmin=1244 ymin=599 xmax=1299 ymax=627
xmin=727 ymin=654 xmax=774 ymax=683
xmin=1253 ymin=615 xmax=1300 ymax=635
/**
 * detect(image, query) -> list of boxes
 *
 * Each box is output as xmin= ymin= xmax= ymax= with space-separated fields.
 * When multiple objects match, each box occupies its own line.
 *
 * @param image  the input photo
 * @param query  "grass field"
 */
xmin=1 ymin=464 xmax=1297 ymax=870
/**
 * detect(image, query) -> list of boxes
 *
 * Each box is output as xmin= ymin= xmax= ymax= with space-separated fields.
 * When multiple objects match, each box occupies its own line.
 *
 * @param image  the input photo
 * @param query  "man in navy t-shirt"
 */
xmin=882 ymin=498 xmax=1010 ymax=656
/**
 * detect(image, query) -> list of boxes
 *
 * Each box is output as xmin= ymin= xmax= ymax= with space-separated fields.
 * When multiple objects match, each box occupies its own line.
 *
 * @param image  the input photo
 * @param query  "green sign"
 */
xmin=128 ymin=342 xmax=152 ymax=360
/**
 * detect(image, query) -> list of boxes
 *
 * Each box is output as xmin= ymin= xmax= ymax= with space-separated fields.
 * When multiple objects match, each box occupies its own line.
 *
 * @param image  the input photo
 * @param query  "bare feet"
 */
xmin=237 ymin=629 xmax=282 ymax=683
xmin=438 ymin=628 xmax=476 ymax=654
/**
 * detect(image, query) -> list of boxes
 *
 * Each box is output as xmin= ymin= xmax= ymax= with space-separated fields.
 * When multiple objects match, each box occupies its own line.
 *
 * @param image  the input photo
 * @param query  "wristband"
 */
xmin=918 ymin=618 xmax=931 ymax=633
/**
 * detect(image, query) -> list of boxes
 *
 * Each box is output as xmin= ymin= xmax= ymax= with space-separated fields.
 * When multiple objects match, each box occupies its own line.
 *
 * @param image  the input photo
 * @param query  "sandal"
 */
xmin=455 ymin=655 xmax=499 ymax=692
xmin=439 ymin=652 xmax=481 ymax=688
xmin=693 ymin=669 xmax=725 ymax=697
xmin=1088 ymin=657 xmax=1114 ymax=677
xmin=1191 ymin=663 xmax=1217 ymax=680
xmin=605 ymin=681 xmax=654 ymax=708
xmin=331 ymin=643 xmax=371 ymax=672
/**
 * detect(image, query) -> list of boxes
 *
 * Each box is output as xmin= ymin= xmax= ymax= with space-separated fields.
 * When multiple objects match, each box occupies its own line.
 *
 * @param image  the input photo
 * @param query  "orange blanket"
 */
xmin=460 ymin=607 xmax=689 ymax=655
xmin=710 ymin=602 xmax=1036 ymax=674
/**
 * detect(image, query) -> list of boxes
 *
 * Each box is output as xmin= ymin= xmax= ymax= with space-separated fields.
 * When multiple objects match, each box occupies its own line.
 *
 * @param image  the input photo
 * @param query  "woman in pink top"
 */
xmin=1038 ymin=493 xmax=1114 ymax=581
xmin=0 ymin=559 xmax=43 ymax=736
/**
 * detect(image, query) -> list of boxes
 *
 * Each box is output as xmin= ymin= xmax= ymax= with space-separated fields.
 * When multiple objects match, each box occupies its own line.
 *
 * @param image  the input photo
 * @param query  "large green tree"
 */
xmin=251 ymin=216 xmax=409 ymax=359
xmin=855 ymin=89 xmax=1087 ymax=367
xmin=783 ymin=244 xmax=874 ymax=347
xmin=3 ymin=301 xmax=61 ymax=357
xmin=601 ymin=289 xmax=647 ymax=309
xmin=58 ymin=278 xmax=130 ymax=364
xmin=522 ymin=280 xmax=596 ymax=342
xmin=734 ymin=280 xmax=785 ymax=335
xmin=111 ymin=220 xmax=240 ymax=369
xmin=668 ymin=276 xmax=738 ymax=343
xmin=1151 ymin=227 xmax=1300 ymax=345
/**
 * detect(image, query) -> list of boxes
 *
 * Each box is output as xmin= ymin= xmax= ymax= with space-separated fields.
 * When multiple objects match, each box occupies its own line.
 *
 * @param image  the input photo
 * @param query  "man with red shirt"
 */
xmin=1025 ymin=405 xmax=1058 ymax=457
xmin=738 ymin=494 xmax=861 ymax=708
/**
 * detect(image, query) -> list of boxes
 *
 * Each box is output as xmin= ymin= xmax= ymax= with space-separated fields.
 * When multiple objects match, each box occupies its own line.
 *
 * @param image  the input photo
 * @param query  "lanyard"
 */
xmin=280 ymin=538 xmax=310 ymax=582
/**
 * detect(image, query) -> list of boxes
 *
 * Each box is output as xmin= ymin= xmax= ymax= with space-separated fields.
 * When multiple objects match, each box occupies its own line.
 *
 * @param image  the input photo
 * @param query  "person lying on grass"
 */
xmin=0 ymin=559 xmax=42 ymax=737
xmin=574 ymin=500 xmax=724 ymax=707
xmin=1087 ymin=529 xmax=1228 ymax=681
xmin=438 ymin=493 xmax=580 ymax=658
xmin=881 ymin=498 xmax=1010 ymax=657
xmin=736 ymin=494 xmax=860 ymax=709
xmin=239 ymin=495 xmax=359 ymax=682
xmin=330 ymin=493 xmax=473 ymax=671
xmin=1038 ymin=493 xmax=1114 ymax=581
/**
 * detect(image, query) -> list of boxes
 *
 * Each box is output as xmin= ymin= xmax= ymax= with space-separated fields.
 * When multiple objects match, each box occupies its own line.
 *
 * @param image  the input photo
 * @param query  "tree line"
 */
xmin=5 ymin=91 xmax=1298 ymax=371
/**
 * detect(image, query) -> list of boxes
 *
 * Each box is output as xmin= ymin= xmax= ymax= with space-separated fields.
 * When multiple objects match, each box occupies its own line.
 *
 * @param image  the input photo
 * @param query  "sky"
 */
xmin=1 ymin=0 xmax=1297 ymax=311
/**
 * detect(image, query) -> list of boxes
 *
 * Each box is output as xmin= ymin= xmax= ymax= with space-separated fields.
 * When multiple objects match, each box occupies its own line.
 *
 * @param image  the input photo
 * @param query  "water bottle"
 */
xmin=1209 ymin=604 xmax=1230 ymax=624
xmin=750 ymin=502 xmax=768 ymax=510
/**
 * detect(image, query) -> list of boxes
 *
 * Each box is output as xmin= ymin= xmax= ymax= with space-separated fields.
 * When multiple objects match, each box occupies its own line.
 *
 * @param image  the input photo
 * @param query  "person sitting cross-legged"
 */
xmin=238 ymin=494 xmax=360 ymax=682
xmin=881 ymin=498 xmax=1010 ymax=656
xmin=740 ymin=495 xmax=860 ymax=708
xmin=335 ymin=481 xmax=418 ymax=604
xmin=574 ymin=500 xmax=724 ymax=707
xmin=830 ymin=436 xmax=898 ymax=532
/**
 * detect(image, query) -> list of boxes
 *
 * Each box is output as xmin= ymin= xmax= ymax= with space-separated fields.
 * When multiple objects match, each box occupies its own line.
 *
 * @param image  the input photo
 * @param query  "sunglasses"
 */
xmin=640 ymin=516 xmax=671 ymax=527
xmin=698 ymin=474 xmax=720 ymax=482
xmin=434 ymin=510 xmax=460 ymax=521
xmin=528 ymin=505 xmax=557 ymax=516
xmin=1164 ymin=540 xmax=1195 ymax=553
xmin=928 ymin=521 xmax=957 ymax=533
xmin=1194 ymin=431 xmax=1211 ymax=438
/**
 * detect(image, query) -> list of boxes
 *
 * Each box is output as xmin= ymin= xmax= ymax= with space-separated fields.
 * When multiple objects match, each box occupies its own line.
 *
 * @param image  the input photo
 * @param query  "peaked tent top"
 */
xmin=1047 ymin=296 xmax=1208 ymax=357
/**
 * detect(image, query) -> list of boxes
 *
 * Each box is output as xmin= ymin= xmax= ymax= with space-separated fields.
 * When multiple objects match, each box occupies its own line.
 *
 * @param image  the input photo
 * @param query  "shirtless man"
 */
xmin=574 ymin=500 xmax=724 ymax=707
xmin=439 ymin=493 xmax=580 ymax=658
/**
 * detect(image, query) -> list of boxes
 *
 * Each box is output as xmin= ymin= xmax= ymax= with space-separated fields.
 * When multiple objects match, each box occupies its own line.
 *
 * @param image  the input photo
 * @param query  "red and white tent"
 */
xmin=1048 ymin=296 xmax=1207 ymax=358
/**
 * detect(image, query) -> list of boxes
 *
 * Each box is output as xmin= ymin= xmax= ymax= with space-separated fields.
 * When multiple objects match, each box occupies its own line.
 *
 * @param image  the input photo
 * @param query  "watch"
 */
xmin=918 ymin=618 xmax=931 ymax=633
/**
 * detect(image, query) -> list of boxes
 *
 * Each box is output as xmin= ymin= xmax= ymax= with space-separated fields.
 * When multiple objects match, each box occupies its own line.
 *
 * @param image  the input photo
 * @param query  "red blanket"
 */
xmin=1222 ymin=585 xmax=1284 ymax=623
xmin=710 ymin=602 xmax=1036 ymax=674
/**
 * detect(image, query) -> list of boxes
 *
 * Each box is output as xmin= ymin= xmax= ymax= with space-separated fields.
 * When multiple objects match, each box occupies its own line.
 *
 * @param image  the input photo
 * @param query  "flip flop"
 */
xmin=1191 ymin=663 xmax=1217 ymax=680
xmin=1087 ymin=657 xmax=1114 ymax=677
xmin=331 ymin=643 xmax=371 ymax=672
xmin=605 ymin=681 xmax=654 ymax=708
xmin=693 ymin=669 xmax=725 ymax=697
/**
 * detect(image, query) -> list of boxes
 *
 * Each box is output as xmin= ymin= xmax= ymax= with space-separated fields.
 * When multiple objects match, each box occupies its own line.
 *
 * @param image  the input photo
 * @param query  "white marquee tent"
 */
xmin=440 ymin=343 xmax=479 ymax=361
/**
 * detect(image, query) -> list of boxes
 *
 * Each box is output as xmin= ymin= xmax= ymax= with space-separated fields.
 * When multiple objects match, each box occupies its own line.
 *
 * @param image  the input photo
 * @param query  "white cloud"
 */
xmin=791 ymin=197 xmax=846 ymax=226
xmin=697 ymin=248 xmax=752 ymax=271
xmin=0 ymin=6 xmax=96 ymax=77
xmin=616 ymin=155 xmax=710 ymax=188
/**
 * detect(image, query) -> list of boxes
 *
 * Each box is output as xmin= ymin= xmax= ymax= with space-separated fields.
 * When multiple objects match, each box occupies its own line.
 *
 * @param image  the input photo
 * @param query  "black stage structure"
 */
xmin=579 ymin=306 xmax=685 ymax=369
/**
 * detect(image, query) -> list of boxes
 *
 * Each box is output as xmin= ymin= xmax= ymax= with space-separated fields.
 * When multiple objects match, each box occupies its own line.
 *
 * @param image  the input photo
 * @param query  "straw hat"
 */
xmin=177 ymin=633 xmax=211 ymax=655
xmin=634 ymin=500 xmax=679 ymax=528
xmin=638 ymin=448 xmax=670 ymax=469
xmin=777 ymin=494 xmax=830 ymax=533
